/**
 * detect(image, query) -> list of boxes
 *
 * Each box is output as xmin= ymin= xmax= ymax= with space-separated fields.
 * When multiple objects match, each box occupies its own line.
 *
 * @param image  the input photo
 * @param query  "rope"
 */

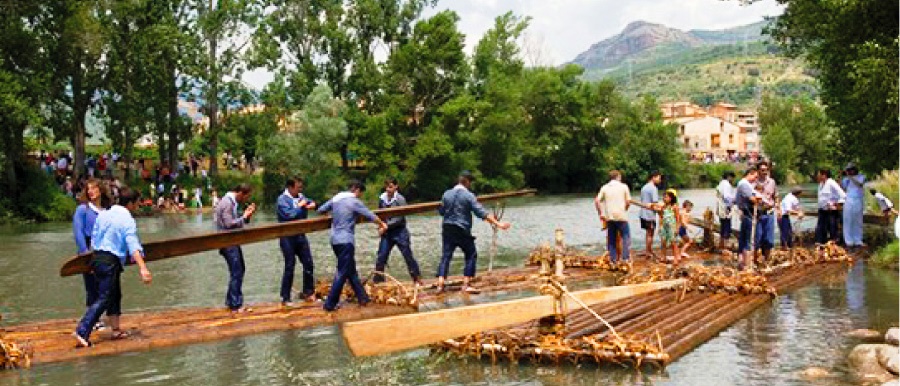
xmin=551 ymin=280 xmax=621 ymax=341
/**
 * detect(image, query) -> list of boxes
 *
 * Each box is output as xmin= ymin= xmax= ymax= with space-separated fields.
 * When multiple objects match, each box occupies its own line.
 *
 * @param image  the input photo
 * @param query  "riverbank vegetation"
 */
xmin=871 ymin=241 xmax=899 ymax=271
xmin=0 ymin=1 xmax=896 ymax=221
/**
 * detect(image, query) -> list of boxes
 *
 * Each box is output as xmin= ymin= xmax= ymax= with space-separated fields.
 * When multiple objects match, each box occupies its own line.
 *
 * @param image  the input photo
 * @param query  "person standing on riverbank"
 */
xmin=73 ymin=187 xmax=152 ymax=347
xmin=735 ymin=167 xmax=760 ymax=271
xmin=595 ymin=170 xmax=631 ymax=264
xmin=779 ymin=187 xmax=804 ymax=249
xmin=436 ymin=171 xmax=511 ymax=294
xmin=639 ymin=171 xmax=661 ymax=259
xmin=215 ymin=184 xmax=257 ymax=314
xmin=72 ymin=179 xmax=107 ymax=328
xmin=816 ymin=169 xmax=846 ymax=245
xmin=716 ymin=171 xmax=736 ymax=251
xmin=841 ymin=163 xmax=866 ymax=248
xmin=318 ymin=180 xmax=387 ymax=311
xmin=373 ymin=177 xmax=423 ymax=286
xmin=276 ymin=177 xmax=317 ymax=306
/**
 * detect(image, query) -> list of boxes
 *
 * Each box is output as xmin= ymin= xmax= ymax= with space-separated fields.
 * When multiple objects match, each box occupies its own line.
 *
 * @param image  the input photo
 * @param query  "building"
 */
xmin=671 ymin=116 xmax=743 ymax=159
xmin=661 ymin=101 xmax=762 ymax=159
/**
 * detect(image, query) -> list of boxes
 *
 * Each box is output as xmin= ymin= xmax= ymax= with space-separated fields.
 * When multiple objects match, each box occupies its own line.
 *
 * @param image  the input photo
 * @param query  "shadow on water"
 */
xmin=0 ymin=191 xmax=896 ymax=385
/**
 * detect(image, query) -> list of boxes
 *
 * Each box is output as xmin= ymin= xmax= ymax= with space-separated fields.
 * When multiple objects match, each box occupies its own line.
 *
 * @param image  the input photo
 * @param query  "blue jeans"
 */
xmin=220 ymin=246 xmax=245 ymax=310
xmin=324 ymin=243 xmax=369 ymax=311
xmin=755 ymin=213 xmax=775 ymax=253
xmin=279 ymin=234 xmax=314 ymax=302
xmin=816 ymin=209 xmax=840 ymax=244
xmin=82 ymin=273 xmax=99 ymax=307
xmin=374 ymin=227 xmax=420 ymax=282
xmin=779 ymin=215 xmax=793 ymax=248
xmin=738 ymin=214 xmax=753 ymax=253
xmin=720 ymin=218 xmax=732 ymax=239
xmin=75 ymin=253 xmax=122 ymax=340
xmin=437 ymin=224 xmax=478 ymax=278
xmin=606 ymin=220 xmax=631 ymax=263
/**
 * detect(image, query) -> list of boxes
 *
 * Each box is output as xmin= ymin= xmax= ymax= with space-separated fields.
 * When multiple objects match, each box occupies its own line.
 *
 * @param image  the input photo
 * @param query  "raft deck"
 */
xmin=2 ymin=264 xmax=628 ymax=366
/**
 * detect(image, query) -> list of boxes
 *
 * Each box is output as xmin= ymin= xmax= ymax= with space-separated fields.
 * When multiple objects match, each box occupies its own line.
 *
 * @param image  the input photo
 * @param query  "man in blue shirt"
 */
xmin=73 ymin=187 xmax=152 ymax=348
xmin=639 ymin=171 xmax=662 ymax=259
xmin=436 ymin=171 xmax=511 ymax=294
xmin=734 ymin=167 xmax=760 ymax=271
xmin=373 ymin=177 xmax=423 ymax=286
xmin=215 ymin=183 xmax=257 ymax=314
xmin=276 ymin=177 xmax=317 ymax=306
xmin=317 ymin=180 xmax=388 ymax=311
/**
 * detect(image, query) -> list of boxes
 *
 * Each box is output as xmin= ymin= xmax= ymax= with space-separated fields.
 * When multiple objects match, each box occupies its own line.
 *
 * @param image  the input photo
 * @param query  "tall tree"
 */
xmin=763 ymin=0 xmax=899 ymax=173
xmin=44 ymin=0 xmax=107 ymax=179
xmin=190 ymin=0 xmax=263 ymax=175
xmin=0 ymin=2 xmax=48 ymax=198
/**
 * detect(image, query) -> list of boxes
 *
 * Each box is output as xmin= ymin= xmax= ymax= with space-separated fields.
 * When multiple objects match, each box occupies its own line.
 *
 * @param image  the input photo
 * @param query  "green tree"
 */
xmin=758 ymin=95 xmax=835 ymax=179
xmin=190 ymin=0 xmax=263 ymax=175
xmin=764 ymin=0 xmax=898 ymax=173
xmin=43 ymin=0 xmax=107 ymax=179
xmin=260 ymin=85 xmax=347 ymax=199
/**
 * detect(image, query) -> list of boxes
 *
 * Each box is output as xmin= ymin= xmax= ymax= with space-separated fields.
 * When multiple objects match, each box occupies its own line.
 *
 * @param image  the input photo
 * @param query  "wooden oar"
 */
xmin=60 ymin=189 xmax=536 ymax=277
xmin=339 ymin=279 xmax=684 ymax=357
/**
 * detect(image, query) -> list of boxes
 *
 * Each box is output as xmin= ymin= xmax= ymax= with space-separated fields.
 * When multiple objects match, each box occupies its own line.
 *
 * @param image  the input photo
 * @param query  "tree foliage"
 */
xmin=758 ymin=95 xmax=835 ymax=179
xmin=765 ymin=0 xmax=898 ymax=173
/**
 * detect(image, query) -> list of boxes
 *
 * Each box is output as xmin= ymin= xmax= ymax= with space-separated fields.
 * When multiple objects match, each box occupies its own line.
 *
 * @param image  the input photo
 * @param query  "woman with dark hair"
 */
xmin=73 ymin=186 xmax=152 ymax=347
xmin=72 ymin=179 xmax=108 ymax=328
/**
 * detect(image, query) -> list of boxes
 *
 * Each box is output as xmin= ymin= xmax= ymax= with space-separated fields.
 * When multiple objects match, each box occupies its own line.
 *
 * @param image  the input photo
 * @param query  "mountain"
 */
xmin=569 ymin=20 xmax=770 ymax=72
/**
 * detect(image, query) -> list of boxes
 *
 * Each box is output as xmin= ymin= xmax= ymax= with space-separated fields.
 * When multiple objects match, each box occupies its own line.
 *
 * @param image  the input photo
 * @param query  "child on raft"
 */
xmin=659 ymin=189 xmax=682 ymax=265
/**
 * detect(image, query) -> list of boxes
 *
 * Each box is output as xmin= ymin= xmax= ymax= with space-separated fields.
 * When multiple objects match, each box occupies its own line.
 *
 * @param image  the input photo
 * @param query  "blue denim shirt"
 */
xmin=276 ymin=190 xmax=314 ymax=223
xmin=438 ymin=185 xmax=488 ymax=232
xmin=317 ymin=192 xmax=377 ymax=245
xmin=73 ymin=202 xmax=101 ymax=254
xmin=91 ymin=205 xmax=143 ymax=265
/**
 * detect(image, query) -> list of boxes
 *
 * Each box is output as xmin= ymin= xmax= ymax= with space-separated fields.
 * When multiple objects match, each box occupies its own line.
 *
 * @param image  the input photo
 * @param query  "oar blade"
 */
xmin=340 ymin=279 xmax=684 ymax=357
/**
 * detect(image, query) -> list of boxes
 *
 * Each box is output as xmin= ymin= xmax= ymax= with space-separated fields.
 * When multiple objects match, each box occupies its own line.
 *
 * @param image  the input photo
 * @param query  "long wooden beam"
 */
xmin=60 ymin=189 xmax=536 ymax=277
xmin=339 ymin=280 xmax=685 ymax=357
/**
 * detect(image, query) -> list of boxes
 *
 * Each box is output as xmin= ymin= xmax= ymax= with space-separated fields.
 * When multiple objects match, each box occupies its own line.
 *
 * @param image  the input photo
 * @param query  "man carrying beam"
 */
xmin=215 ymin=183 xmax=257 ymax=314
xmin=276 ymin=177 xmax=318 ymax=306
xmin=73 ymin=187 xmax=152 ymax=347
xmin=436 ymin=171 xmax=511 ymax=294
xmin=318 ymin=180 xmax=388 ymax=311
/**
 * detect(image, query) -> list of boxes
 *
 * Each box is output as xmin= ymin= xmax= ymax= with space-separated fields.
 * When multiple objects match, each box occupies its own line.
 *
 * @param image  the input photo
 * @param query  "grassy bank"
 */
xmin=871 ymin=240 xmax=899 ymax=271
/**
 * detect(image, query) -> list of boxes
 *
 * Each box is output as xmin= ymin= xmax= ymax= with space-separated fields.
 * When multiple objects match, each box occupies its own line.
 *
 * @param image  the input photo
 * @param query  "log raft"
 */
xmin=4 ymin=264 xmax=622 ymax=367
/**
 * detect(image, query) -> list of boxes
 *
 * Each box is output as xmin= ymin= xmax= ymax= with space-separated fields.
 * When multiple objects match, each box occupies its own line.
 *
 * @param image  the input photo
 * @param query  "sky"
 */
xmin=241 ymin=0 xmax=784 ymax=89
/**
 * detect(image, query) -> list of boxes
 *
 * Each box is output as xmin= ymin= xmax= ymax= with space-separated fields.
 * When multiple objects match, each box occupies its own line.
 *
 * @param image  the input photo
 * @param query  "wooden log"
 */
xmin=339 ymin=280 xmax=685 ymax=357
xmin=60 ymin=189 xmax=536 ymax=277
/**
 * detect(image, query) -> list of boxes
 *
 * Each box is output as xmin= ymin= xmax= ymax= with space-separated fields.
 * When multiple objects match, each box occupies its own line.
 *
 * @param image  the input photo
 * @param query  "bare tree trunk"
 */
xmin=207 ymin=34 xmax=219 ymax=176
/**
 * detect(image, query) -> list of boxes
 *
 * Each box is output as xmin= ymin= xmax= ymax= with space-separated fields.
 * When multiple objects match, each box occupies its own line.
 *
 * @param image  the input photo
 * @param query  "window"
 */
xmin=729 ymin=134 xmax=734 ymax=143
xmin=711 ymin=134 xmax=721 ymax=148
xmin=680 ymin=125 xmax=685 ymax=135
xmin=684 ymin=138 xmax=690 ymax=148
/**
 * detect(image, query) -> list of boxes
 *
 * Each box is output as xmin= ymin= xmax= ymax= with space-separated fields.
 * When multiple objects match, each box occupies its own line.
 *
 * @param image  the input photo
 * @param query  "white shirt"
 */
xmin=875 ymin=192 xmax=894 ymax=212
xmin=597 ymin=179 xmax=631 ymax=222
xmin=780 ymin=193 xmax=800 ymax=215
xmin=817 ymin=178 xmax=846 ymax=210
xmin=716 ymin=179 xmax=735 ymax=218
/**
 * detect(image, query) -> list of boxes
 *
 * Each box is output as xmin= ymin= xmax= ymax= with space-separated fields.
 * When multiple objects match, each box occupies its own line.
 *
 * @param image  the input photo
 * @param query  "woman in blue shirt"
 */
xmin=72 ymin=179 xmax=107 ymax=314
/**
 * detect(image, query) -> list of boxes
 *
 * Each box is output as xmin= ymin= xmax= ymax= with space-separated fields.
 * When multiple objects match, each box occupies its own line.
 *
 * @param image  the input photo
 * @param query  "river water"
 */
xmin=0 ymin=190 xmax=896 ymax=385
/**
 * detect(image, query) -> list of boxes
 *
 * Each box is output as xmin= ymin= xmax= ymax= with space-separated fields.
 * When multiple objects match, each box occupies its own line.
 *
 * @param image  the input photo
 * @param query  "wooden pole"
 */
xmin=60 ymin=189 xmax=536 ymax=277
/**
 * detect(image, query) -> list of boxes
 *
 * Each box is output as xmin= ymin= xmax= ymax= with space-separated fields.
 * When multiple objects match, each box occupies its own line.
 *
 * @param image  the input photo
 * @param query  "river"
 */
xmin=0 ymin=190 xmax=896 ymax=385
